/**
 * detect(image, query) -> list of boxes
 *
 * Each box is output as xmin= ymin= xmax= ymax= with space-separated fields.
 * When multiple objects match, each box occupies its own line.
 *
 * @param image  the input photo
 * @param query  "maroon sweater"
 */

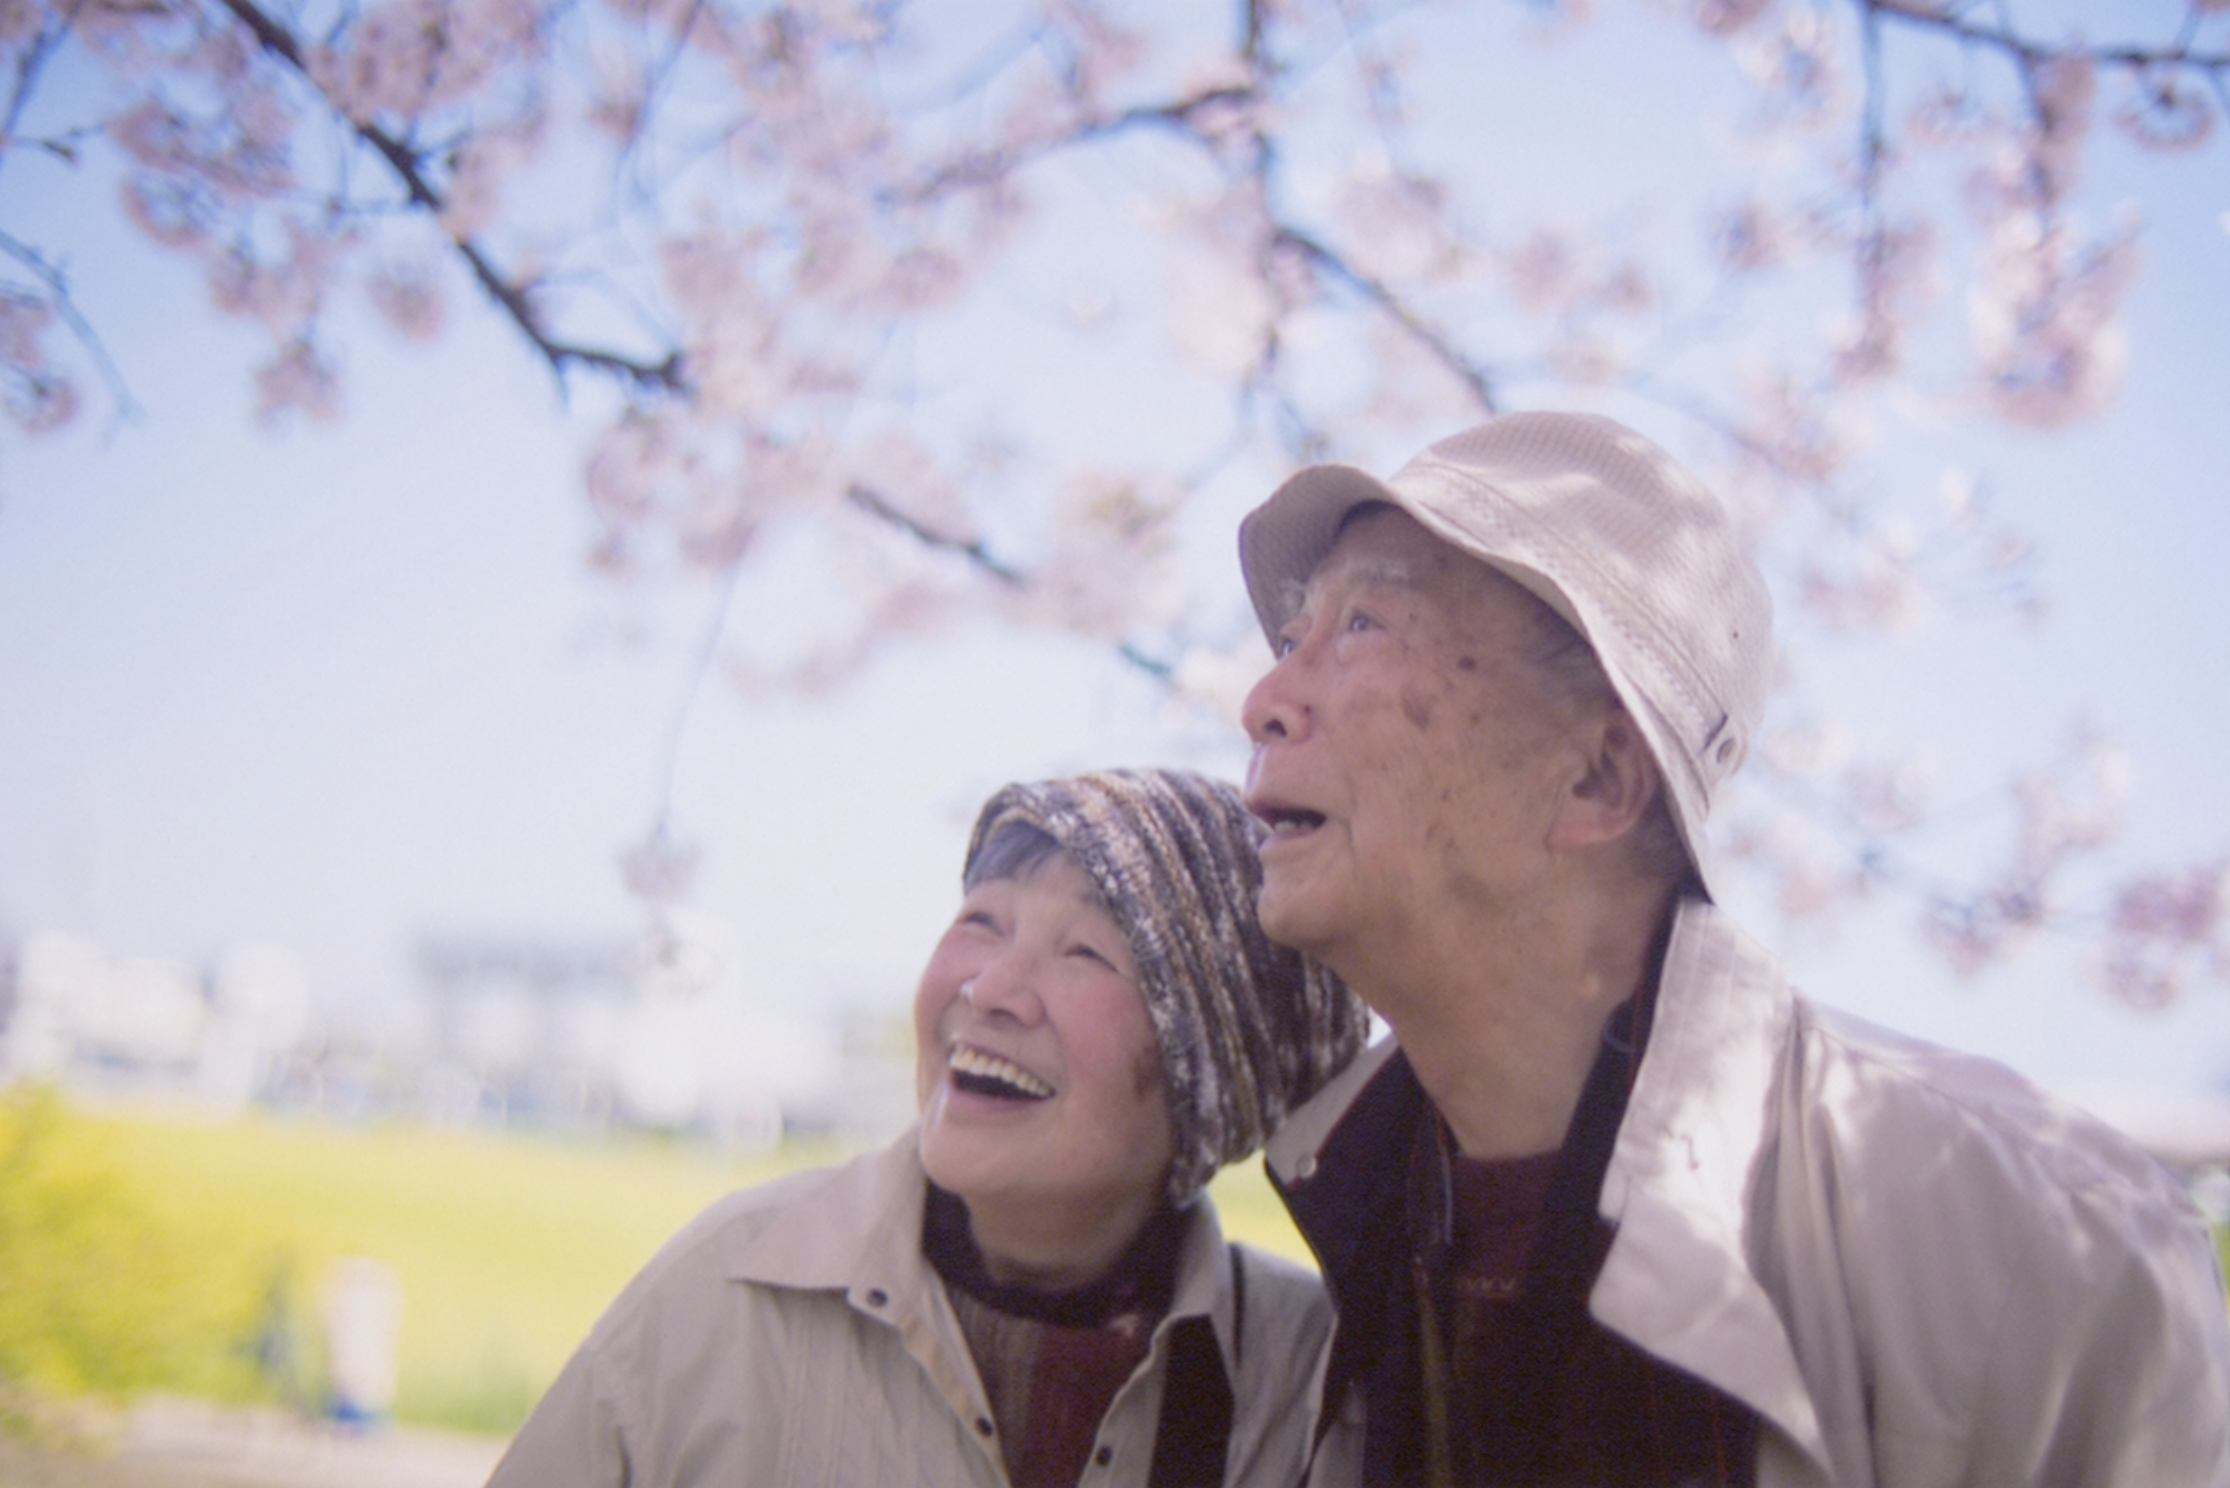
xmin=925 ymin=1186 xmax=1184 ymax=1488
xmin=1426 ymin=1149 xmax=1758 ymax=1487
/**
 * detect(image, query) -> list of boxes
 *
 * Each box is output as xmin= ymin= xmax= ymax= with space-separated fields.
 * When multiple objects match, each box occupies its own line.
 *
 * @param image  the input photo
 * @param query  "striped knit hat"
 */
xmin=965 ymin=769 xmax=1369 ymax=1203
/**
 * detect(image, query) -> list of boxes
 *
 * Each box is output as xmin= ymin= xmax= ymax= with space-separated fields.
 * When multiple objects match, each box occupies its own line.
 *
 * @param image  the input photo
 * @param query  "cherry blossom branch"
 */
xmin=900 ymin=11 xmax=1500 ymax=433
xmin=609 ymin=0 xmax=712 ymax=203
xmin=0 ymin=228 xmax=143 ymax=424
xmin=1271 ymin=225 xmax=1501 ymax=415
xmin=898 ymin=82 xmax=1263 ymax=204
xmin=2 ymin=11 xmax=64 ymax=151
xmin=844 ymin=481 xmax=1023 ymax=585
xmin=210 ymin=0 xmax=689 ymax=397
xmin=623 ymin=540 xmax=742 ymax=914
xmin=1847 ymin=0 xmax=1899 ymax=374
xmin=1866 ymin=0 xmax=2230 ymax=78
xmin=841 ymin=480 xmax=1178 ymax=685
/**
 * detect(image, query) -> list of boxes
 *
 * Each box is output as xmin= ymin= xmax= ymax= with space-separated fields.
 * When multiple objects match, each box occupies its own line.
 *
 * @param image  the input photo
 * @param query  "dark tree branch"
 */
xmin=845 ymin=481 xmax=1025 ymax=584
xmin=1117 ymin=641 xmax=1175 ymax=680
xmin=1866 ymin=0 xmax=2230 ymax=75
xmin=3 ymin=12 xmax=66 ymax=147
xmin=1272 ymin=225 xmax=1501 ymax=414
xmin=843 ymin=480 xmax=1176 ymax=686
xmin=898 ymin=82 xmax=1264 ymax=204
xmin=211 ymin=0 xmax=689 ymax=397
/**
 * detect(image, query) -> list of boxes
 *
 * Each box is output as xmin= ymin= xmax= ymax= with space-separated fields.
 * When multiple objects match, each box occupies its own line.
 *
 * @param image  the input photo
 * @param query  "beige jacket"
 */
xmin=1268 ymin=899 xmax=2230 ymax=1488
xmin=487 ymin=1134 xmax=1338 ymax=1488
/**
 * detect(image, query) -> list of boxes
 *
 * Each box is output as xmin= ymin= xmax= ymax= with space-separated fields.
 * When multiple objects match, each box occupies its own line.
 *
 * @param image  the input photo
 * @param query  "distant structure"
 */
xmin=0 ymin=931 xmax=308 ymax=1113
xmin=0 ymin=916 xmax=913 ymax=1147
xmin=407 ymin=910 xmax=910 ymax=1147
xmin=411 ymin=934 xmax=635 ymax=1131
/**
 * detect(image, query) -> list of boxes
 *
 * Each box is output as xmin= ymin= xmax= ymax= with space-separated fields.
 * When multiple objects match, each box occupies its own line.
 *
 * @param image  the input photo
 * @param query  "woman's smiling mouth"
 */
xmin=948 ymin=1043 xmax=1054 ymax=1101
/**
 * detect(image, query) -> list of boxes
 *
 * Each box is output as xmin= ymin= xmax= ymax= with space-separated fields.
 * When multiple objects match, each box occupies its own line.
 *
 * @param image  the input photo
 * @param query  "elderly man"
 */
xmin=1238 ymin=412 xmax=2230 ymax=1488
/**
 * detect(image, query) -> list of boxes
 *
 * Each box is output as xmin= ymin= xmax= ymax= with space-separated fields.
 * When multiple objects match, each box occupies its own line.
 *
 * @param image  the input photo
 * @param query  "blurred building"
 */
xmin=406 ymin=911 xmax=909 ymax=1146
xmin=0 ymin=918 xmax=913 ymax=1147
xmin=0 ymin=930 xmax=308 ymax=1112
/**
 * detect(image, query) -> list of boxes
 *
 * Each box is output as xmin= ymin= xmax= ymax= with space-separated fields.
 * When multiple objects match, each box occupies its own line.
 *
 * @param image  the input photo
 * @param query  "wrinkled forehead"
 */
xmin=1280 ymin=504 xmax=1544 ymax=632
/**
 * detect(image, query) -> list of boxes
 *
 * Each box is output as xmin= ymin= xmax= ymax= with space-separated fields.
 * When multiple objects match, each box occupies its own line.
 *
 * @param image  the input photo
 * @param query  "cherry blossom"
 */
xmin=4 ymin=0 xmax=2227 ymax=996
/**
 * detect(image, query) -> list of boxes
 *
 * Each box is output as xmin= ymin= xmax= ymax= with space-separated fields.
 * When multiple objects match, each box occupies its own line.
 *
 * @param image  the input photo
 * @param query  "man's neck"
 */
xmin=1366 ymin=887 xmax=1675 ymax=1161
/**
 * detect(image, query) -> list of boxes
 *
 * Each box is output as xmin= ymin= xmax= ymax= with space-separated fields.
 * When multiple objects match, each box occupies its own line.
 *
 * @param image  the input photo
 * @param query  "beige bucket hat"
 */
xmin=1237 ymin=411 xmax=1773 ymax=897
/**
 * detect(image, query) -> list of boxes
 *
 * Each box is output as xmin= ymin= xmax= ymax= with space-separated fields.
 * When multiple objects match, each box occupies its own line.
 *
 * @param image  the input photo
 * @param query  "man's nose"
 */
xmin=1242 ymin=652 xmax=1309 ymax=746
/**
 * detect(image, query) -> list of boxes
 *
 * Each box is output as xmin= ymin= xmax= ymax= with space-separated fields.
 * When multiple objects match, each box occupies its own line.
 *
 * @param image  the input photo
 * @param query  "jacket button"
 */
xmin=1295 ymin=1154 xmax=1318 ymax=1180
xmin=865 ymin=1288 xmax=888 ymax=1307
xmin=976 ymin=1418 xmax=995 ymax=1437
xmin=1094 ymin=1446 xmax=1113 ymax=1467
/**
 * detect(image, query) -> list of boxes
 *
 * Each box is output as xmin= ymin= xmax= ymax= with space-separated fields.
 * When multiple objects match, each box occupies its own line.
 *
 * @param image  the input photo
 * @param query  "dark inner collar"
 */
xmin=922 ymin=1182 xmax=1188 ymax=1329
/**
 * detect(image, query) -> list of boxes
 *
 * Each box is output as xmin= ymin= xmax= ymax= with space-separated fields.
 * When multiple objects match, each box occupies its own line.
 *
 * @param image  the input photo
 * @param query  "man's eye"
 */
xmin=1345 ymin=609 xmax=1378 ymax=633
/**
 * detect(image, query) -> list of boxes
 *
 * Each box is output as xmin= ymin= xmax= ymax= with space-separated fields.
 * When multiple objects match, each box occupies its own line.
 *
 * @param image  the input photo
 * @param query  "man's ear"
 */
xmin=1548 ymin=707 xmax=1660 ymax=851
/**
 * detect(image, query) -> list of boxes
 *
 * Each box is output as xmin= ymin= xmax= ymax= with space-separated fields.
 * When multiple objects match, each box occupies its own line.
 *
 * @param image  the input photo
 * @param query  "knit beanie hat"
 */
xmin=964 ymin=769 xmax=1369 ymax=1204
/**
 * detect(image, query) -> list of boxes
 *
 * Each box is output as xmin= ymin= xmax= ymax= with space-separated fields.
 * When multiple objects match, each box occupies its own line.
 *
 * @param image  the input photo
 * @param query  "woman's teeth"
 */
xmin=949 ymin=1045 xmax=1053 ymax=1100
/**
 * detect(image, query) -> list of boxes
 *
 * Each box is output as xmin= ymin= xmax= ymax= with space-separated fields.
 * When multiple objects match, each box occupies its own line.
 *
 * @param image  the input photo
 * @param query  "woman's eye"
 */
xmin=1067 ymin=943 xmax=1117 ymax=969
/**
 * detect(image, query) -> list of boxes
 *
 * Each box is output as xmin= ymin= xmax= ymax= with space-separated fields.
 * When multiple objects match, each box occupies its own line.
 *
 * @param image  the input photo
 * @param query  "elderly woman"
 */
xmin=488 ymin=769 xmax=1367 ymax=1488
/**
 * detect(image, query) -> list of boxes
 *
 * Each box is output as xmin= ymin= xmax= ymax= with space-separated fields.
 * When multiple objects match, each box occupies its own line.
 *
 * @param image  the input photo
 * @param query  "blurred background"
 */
xmin=2 ymin=0 xmax=2227 ymax=1475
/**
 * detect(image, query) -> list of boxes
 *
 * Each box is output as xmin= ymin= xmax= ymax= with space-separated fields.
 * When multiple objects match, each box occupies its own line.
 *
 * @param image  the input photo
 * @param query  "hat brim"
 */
xmin=1241 ymin=463 xmax=1584 ymax=642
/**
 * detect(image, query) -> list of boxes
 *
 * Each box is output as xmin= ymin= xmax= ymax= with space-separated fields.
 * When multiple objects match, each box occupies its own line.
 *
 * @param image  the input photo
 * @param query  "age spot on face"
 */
xmin=1402 ymin=688 xmax=1436 ymax=730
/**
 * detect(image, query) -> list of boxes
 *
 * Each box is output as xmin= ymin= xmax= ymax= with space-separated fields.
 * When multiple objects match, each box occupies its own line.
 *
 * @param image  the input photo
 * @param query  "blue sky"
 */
xmin=3 ymin=3 xmax=2228 ymax=1127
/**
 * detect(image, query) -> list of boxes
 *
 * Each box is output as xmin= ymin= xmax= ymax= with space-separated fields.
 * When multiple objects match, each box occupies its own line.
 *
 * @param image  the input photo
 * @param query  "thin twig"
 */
xmin=1273 ymin=225 xmax=1500 ymax=414
xmin=845 ymin=481 xmax=1025 ymax=584
xmin=1869 ymin=0 xmax=2230 ymax=74
xmin=212 ymin=0 xmax=689 ymax=396
xmin=0 ymin=229 xmax=145 ymax=424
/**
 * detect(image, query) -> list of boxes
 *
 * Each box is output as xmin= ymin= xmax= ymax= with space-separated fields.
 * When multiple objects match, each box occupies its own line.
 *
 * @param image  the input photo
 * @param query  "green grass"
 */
xmin=3 ymin=1094 xmax=1315 ymax=1437
xmin=90 ymin=1111 xmax=846 ymax=1432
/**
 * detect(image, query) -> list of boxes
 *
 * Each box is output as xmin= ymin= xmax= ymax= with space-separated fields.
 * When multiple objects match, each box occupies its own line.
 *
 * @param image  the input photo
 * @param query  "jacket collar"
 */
xmin=721 ymin=1131 xmax=1239 ymax=1369
xmin=1593 ymin=899 xmax=1828 ymax=1472
xmin=722 ymin=1134 xmax=988 ymax=1421
xmin=1266 ymin=1038 xmax=1402 ymax=1190
xmin=721 ymin=1132 xmax=932 ymax=1293
xmin=1265 ymin=899 xmax=1831 ymax=1477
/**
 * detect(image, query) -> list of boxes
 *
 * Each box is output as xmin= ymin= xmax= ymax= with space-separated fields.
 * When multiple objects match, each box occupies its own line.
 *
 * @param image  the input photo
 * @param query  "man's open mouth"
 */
xmin=949 ymin=1044 xmax=1054 ymax=1101
xmin=1260 ymin=807 xmax=1326 ymax=837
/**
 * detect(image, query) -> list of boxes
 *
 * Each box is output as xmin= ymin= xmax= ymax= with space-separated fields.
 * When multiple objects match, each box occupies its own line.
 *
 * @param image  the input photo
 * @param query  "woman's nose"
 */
xmin=958 ymin=952 xmax=1044 ymax=1024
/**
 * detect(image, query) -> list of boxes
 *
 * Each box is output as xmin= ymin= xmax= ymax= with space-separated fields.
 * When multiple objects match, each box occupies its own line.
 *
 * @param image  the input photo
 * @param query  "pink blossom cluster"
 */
xmin=2106 ymin=865 xmax=2230 ymax=1008
xmin=308 ymin=0 xmax=546 ymax=125
xmin=1913 ymin=739 xmax=2131 ymax=980
xmin=253 ymin=337 xmax=341 ymax=423
xmin=0 ymin=290 xmax=80 ymax=433
xmin=11 ymin=0 xmax=2227 ymax=993
xmin=998 ymin=472 xmax=1184 ymax=641
xmin=618 ymin=826 xmax=702 ymax=907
